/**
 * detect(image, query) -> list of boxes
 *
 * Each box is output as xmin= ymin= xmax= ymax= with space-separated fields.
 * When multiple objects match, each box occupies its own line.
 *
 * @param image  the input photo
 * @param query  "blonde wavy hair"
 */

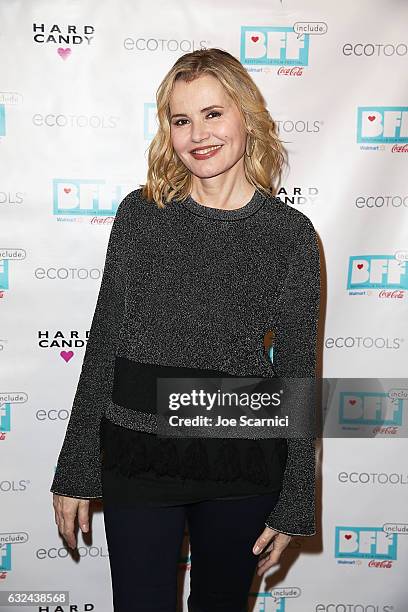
xmin=141 ymin=47 xmax=288 ymax=208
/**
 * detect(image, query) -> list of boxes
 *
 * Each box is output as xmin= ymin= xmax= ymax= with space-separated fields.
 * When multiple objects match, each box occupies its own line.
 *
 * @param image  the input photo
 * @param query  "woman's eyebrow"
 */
xmin=170 ymin=105 xmax=224 ymax=119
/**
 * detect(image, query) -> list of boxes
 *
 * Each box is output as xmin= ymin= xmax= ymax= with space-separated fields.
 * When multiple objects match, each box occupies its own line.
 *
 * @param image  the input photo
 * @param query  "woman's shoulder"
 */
xmin=265 ymin=194 xmax=318 ymax=237
xmin=116 ymin=187 xmax=154 ymax=221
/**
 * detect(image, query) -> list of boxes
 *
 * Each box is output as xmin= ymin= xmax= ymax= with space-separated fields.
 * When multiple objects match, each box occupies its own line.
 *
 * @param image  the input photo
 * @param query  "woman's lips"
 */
xmin=190 ymin=145 xmax=223 ymax=160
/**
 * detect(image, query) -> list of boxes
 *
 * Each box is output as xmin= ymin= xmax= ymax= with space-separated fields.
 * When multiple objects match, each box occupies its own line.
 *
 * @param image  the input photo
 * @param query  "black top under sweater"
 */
xmin=100 ymin=354 xmax=288 ymax=506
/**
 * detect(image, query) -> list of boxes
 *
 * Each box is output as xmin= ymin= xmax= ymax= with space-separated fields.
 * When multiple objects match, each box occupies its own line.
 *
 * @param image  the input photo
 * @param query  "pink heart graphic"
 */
xmin=368 ymin=115 xmax=375 ymax=122
xmin=344 ymin=534 xmax=352 ymax=540
xmin=357 ymin=264 xmax=363 ymax=269
xmin=64 ymin=187 xmax=71 ymax=194
xmin=60 ymin=350 xmax=74 ymax=362
xmin=251 ymin=36 xmax=259 ymax=43
xmin=58 ymin=47 xmax=71 ymax=60
xmin=349 ymin=399 xmax=356 ymax=405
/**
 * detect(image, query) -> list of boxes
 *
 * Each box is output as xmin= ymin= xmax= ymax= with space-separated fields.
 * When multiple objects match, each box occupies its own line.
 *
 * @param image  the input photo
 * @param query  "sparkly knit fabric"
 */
xmin=50 ymin=186 xmax=320 ymax=537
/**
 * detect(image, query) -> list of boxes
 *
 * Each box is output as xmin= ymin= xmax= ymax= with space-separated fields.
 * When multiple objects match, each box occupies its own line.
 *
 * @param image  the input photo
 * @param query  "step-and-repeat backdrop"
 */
xmin=1 ymin=0 xmax=407 ymax=610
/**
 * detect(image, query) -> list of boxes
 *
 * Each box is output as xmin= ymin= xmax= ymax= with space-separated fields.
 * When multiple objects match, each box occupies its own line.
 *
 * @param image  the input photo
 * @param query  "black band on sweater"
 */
xmin=112 ymin=355 xmax=234 ymax=415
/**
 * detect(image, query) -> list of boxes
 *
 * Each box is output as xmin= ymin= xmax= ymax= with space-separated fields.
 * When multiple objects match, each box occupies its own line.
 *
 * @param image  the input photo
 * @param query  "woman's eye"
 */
xmin=173 ymin=111 xmax=221 ymax=127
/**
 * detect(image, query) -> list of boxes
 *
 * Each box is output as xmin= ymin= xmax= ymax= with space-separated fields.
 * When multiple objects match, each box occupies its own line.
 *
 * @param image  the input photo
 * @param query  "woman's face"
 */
xmin=169 ymin=73 xmax=248 ymax=180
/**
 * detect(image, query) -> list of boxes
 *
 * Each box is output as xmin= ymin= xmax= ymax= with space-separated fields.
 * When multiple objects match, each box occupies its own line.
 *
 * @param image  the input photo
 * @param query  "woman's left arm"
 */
xmin=253 ymin=214 xmax=320 ymax=575
xmin=263 ymin=215 xmax=321 ymax=537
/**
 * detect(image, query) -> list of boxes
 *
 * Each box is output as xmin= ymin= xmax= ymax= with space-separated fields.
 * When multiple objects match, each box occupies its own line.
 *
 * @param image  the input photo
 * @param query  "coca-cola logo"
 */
xmin=392 ymin=143 xmax=408 ymax=153
xmin=378 ymin=289 xmax=405 ymax=298
xmin=368 ymin=559 xmax=393 ymax=568
xmin=277 ymin=66 xmax=304 ymax=76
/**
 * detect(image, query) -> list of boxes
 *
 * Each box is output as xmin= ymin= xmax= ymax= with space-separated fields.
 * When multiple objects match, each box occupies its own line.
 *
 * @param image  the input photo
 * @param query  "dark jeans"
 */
xmin=103 ymin=492 xmax=280 ymax=612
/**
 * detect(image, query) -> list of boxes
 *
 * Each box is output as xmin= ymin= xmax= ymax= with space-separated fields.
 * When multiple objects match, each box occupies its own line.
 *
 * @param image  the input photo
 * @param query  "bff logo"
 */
xmin=347 ymin=254 xmax=408 ymax=290
xmin=248 ymin=591 xmax=286 ymax=611
xmin=335 ymin=526 xmax=398 ymax=561
xmin=357 ymin=106 xmax=408 ymax=144
xmin=53 ymin=178 xmax=125 ymax=216
xmin=0 ymin=402 xmax=11 ymax=435
xmin=339 ymin=391 xmax=403 ymax=427
xmin=60 ymin=350 xmax=74 ymax=362
xmin=240 ymin=25 xmax=310 ymax=67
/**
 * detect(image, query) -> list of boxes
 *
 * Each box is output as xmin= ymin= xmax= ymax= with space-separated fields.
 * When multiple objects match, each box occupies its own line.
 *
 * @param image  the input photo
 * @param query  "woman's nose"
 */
xmin=191 ymin=122 xmax=211 ymax=142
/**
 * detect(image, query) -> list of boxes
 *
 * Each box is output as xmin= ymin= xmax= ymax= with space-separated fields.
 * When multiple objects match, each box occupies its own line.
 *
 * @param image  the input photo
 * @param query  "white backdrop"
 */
xmin=1 ymin=0 xmax=407 ymax=610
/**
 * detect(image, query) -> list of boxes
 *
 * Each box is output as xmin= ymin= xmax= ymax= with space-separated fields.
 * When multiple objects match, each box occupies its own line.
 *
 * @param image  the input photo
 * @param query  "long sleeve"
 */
xmin=50 ymin=191 xmax=135 ymax=498
xmin=264 ymin=215 xmax=321 ymax=536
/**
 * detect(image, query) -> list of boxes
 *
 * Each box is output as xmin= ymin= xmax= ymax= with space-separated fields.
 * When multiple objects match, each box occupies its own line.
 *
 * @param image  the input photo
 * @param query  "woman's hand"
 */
xmin=53 ymin=494 xmax=90 ymax=549
xmin=252 ymin=526 xmax=292 ymax=576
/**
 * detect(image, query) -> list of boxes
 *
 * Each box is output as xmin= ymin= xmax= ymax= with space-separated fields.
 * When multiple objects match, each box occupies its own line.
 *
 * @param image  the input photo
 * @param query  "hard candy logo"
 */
xmin=339 ymin=390 xmax=404 ymax=431
xmin=240 ymin=25 xmax=310 ymax=67
xmin=347 ymin=253 xmax=408 ymax=295
xmin=357 ymin=106 xmax=408 ymax=144
xmin=335 ymin=526 xmax=398 ymax=566
xmin=38 ymin=330 xmax=88 ymax=350
xmin=53 ymin=179 xmax=133 ymax=217
xmin=248 ymin=592 xmax=286 ymax=611
xmin=32 ymin=23 xmax=95 ymax=60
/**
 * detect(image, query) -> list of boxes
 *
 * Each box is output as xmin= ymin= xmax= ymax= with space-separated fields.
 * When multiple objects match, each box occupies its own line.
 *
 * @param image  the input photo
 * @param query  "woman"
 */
xmin=51 ymin=48 xmax=320 ymax=611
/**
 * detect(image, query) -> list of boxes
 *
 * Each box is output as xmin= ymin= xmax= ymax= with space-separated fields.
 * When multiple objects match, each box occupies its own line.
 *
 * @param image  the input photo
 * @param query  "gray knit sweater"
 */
xmin=50 ymin=186 xmax=321 ymax=537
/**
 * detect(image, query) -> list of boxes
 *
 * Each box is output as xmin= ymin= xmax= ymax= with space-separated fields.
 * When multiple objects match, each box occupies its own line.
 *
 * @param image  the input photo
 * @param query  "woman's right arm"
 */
xmin=50 ymin=190 xmax=136 ymax=502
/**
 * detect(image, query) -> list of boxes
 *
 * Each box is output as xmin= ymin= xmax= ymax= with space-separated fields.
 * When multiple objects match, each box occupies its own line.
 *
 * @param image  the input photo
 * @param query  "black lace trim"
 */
xmin=100 ymin=416 xmax=287 ymax=487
